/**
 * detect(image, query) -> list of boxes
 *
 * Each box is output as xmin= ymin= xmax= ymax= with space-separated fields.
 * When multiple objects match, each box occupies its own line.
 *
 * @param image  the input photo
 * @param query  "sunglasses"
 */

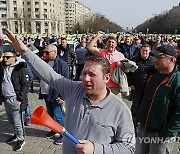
xmin=45 ymin=50 xmax=54 ymax=55
xmin=3 ymin=56 xmax=15 ymax=60
xmin=45 ymin=51 xmax=51 ymax=55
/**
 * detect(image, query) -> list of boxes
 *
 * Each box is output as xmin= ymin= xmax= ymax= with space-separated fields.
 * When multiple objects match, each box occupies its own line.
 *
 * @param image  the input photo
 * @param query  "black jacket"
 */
xmin=0 ymin=62 xmax=28 ymax=111
xmin=58 ymin=46 xmax=77 ymax=68
xmin=128 ymin=55 xmax=155 ymax=90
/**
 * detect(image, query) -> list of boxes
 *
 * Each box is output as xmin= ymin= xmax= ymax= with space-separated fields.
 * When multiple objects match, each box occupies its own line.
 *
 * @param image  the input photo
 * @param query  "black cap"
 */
xmin=151 ymin=45 xmax=177 ymax=58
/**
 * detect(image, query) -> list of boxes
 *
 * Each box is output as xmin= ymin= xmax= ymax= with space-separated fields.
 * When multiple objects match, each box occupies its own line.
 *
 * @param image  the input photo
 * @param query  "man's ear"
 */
xmin=170 ymin=57 xmax=176 ymax=63
xmin=104 ymin=73 xmax=111 ymax=84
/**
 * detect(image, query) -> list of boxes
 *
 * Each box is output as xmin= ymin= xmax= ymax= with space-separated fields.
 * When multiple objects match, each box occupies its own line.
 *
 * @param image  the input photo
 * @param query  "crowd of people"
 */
xmin=0 ymin=29 xmax=180 ymax=153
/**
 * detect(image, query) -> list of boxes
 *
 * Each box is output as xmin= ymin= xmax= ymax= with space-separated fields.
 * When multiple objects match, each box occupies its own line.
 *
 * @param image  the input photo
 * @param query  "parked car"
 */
xmin=0 ymin=43 xmax=39 ymax=54
xmin=67 ymin=41 xmax=80 ymax=51
xmin=0 ymin=43 xmax=14 ymax=52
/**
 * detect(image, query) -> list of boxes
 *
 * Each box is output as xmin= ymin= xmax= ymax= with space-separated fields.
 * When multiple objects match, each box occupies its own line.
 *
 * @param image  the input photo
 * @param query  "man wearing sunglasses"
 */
xmin=0 ymin=50 xmax=27 ymax=151
xmin=40 ymin=44 xmax=69 ymax=145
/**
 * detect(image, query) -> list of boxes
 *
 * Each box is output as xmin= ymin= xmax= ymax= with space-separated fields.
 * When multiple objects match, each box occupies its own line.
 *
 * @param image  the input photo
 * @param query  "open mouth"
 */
xmin=85 ymin=84 xmax=92 ymax=89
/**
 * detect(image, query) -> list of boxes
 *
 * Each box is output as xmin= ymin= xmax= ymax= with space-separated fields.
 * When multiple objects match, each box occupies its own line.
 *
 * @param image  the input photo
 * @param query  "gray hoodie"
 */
xmin=2 ymin=58 xmax=25 ymax=98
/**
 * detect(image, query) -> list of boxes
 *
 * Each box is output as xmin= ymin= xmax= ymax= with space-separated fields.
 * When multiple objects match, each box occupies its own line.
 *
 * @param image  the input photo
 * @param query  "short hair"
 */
xmin=49 ymin=44 xmax=57 ymax=50
xmin=3 ymin=51 xmax=16 ymax=57
xmin=47 ymin=44 xmax=57 ymax=52
xmin=106 ymin=36 xmax=116 ymax=42
xmin=141 ymin=44 xmax=151 ymax=49
xmin=85 ymin=55 xmax=110 ymax=74
xmin=4 ymin=50 xmax=16 ymax=56
xmin=61 ymin=37 xmax=67 ymax=41
xmin=42 ymin=40 xmax=48 ymax=45
xmin=152 ymin=42 xmax=161 ymax=50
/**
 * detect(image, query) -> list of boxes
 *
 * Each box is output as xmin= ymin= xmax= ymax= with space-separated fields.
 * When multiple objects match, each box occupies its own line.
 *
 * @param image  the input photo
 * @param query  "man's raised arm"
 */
xmin=5 ymin=28 xmax=28 ymax=54
xmin=87 ymin=31 xmax=104 ymax=55
xmin=5 ymin=28 xmax=67 ymax=96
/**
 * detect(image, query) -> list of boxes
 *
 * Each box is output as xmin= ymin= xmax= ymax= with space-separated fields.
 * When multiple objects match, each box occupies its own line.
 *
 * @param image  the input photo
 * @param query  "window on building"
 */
xmin=1 ymin=14 xmax=6 ymax=18
xmin=35 ymin=8 xmax=39 ymax=12
xmin=0 ymin=8 xmax=7 ymax=11
xmin=14 ymin=21 xmax=18 ymax=33
xmin=35 ymin=2 xmax=39 ymax=5
xmin=45 ymin=22 xmax=48 ymax=26
xmin=1 ymin=21 xmax=7 ymax=26
xmin=14 ymin=7 xmax=17 ymax=11
xmin=14 ymin=13 xmax=18 ymax=18
xmin=44 ymin=9 xmax=47 ymax=12
xmin=1 ymin=1 xmax=6 ymax=4
xmin=43 ymin=2 xmax=47 ymax=5
xmin=27 ymin=2 xmax=30 ymax=5
xmin=36 ymin=22 xmax=41 ymax=33
xmin=13 ymin=1 xmax=16 ymax=5
xmin=44 ymin=14 xmax=47 ymax=18
xmin=36 ymin=22 xmax=40 ymax=26
xmin=28 ymin=8 xmax=31 ymax=11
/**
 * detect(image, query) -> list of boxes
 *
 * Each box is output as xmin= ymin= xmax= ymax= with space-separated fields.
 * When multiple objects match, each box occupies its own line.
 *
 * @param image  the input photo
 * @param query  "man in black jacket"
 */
xmin=128 ymin=44 xmax=155 ymax=120
xmin=0 ymin=50 xmax=27 ymax=151
xmin=58 ymin=38 xmax=77 ymax=79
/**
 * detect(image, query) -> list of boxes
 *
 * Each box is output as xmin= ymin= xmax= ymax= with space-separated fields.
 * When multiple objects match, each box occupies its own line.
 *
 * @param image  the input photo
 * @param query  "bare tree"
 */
xmin=72 ymin=13 xmax=123 ymax=34
xmin=136 ymin=4 xmax=180 ymax=34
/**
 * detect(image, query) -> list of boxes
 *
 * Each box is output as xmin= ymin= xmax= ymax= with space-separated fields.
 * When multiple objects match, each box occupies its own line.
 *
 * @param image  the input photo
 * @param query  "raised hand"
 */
xmin=97 ymin=31 xmax=105 ymax=37
xmin=5 ymin=28 xmax=28 ymax=54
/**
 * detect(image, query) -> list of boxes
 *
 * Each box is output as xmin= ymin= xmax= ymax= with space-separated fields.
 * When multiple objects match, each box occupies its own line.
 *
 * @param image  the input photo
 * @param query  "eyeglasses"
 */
xmin=45 ymin=50 xmax=54 ymax=55
xmin=3 ymin=56 xmax=15 ymax=60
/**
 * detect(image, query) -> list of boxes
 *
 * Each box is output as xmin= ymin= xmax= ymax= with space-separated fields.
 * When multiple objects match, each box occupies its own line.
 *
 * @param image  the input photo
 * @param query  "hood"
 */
xmin=11 ymin=56 xmax=25 ymax=67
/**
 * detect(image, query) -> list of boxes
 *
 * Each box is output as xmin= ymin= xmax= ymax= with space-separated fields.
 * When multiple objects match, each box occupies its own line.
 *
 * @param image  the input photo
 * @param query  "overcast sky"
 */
xmin=77 ymin=0 xmax=180 ymax=29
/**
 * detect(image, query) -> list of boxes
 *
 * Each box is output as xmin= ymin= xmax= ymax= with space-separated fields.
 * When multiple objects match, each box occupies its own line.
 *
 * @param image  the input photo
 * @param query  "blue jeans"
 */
xmin=24 ymin=102 xmax=31 ymax=121
xmin=4 ymin=96 xmax=25 ymax=140
xmin=44 ymin=96 xmax=64 ymax=126
xmin=24 ymin=91 xmax=31 ymax=121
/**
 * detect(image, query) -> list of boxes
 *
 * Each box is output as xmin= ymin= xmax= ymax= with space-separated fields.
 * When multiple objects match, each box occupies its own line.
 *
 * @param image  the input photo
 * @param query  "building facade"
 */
xmin=0 ymin=0 xmax=93 ymax=35
xmin=65 ymin=0 xmax=93 ymax=33
xmin=0 ymin=0 xmax=66 ymax=35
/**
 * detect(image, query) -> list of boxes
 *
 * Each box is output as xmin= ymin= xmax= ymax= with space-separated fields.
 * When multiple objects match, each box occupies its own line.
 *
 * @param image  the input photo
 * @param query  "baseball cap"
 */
xmin=151 ymin=45 xmax=177 ymax=58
